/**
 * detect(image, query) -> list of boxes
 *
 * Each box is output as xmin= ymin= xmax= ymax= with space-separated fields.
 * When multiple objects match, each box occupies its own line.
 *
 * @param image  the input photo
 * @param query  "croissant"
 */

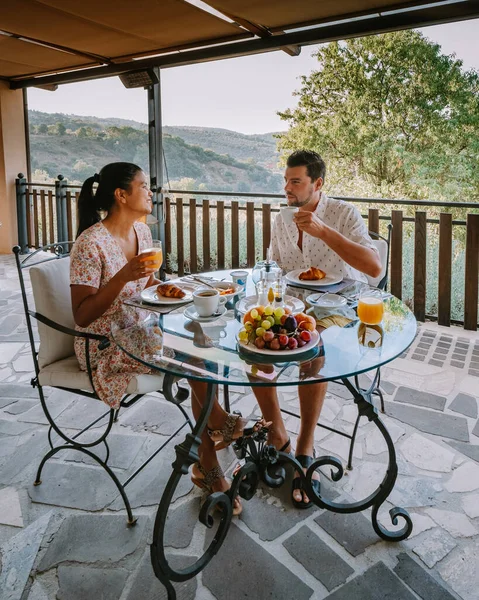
xmin=299 ymin=267 xmax=326 ymax=281
xmin=157 ymin=283 xmax=186 ymax=298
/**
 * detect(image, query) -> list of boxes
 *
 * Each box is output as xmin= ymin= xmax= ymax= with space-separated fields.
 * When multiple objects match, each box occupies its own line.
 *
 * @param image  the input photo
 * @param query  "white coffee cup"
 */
xmin=280 ymin=206 xmax=299 ymax=225
xmin=193 ymin=288 xmax=225 ymax=317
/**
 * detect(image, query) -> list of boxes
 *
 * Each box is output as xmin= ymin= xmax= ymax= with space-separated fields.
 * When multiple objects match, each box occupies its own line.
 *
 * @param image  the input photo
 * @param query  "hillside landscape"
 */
xmin=28 ymin=110 xmax=283 ymax=192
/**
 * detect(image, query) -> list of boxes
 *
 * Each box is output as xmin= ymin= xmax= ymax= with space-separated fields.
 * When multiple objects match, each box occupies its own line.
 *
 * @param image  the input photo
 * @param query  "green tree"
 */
xmin=56 ymin=122 xmax=66 ymax=136
xmin=38 ymin=123 xmax=48 ymax=134
xmin=277 ymin=31 xmax=479 ymax=200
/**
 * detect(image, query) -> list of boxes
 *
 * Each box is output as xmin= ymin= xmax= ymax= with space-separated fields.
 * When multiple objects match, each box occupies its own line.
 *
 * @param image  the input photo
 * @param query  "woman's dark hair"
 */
xmin=286 ymin=150 xmax=326 ymax=183
xmin=76 ymin=162 xmax=142 ymax=237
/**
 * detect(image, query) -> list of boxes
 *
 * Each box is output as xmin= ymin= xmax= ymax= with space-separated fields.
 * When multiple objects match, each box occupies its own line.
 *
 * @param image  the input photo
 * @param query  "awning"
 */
xmin=2 ymin=0 xmax=479 ymax=88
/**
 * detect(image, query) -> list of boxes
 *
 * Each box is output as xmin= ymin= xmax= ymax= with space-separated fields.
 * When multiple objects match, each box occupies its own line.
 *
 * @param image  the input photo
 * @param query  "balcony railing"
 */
xmin=15 ymin=176 xmax=479 ymax=331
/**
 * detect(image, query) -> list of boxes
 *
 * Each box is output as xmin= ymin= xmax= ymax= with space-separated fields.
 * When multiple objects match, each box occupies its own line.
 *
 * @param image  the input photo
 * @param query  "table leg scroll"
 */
xmin=150 ymin=382 xmax=239 ymax=600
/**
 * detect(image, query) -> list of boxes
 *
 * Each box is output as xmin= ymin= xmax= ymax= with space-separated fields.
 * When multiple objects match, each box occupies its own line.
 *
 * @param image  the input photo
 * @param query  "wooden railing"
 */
xmin=15 ymin=178 xmax=479 ymax=330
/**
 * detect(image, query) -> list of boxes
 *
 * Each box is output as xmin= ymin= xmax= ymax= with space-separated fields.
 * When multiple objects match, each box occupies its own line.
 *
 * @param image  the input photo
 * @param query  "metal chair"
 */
xmin=13 ymin=242 xmax=191 ymax=525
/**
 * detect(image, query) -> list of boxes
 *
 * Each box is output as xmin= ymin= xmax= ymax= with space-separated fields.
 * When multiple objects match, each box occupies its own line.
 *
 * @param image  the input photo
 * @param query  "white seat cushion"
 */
xmin=39 ymin=355 xmax=165 ymax=395
xmin=366 ymin=238 xmax=388 ymax=288
xmin=30 ymin=257 xmax=75 ymax=368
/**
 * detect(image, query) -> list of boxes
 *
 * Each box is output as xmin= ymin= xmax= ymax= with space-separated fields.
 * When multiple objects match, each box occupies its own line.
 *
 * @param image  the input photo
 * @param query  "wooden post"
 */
xmin=217 ymin=201 xmax=225 ymax=269
xmin=414 ymin=211 xmax=427 ymax=322
xmin=165 ymin=197 xmax=171 ymax=255
xmin=176 ymin=198 xmax=184 ymax=277
xmin=438 ymin=213 xmax=452 ymax=327
xmin=246 ymin=201 xmax=255 ymax=267
xmin=203 ymin=199 xmax=210 ymax=271
xmin=390 ymin=210 xmax=403 ymax=299
xmin=231 ymin=201 xmax=239 ymax=268
xmin=368 ymin=207 xmax=379 ymax=235
xmin=40 ymin=189 xmax=47 ymax=246
xmin=189 ymin=198 xmax=197 ymax=273
xmin=464 ymin=213 xmax=479 ymax=331
xmin=33 ymin=189 xmax=39 ymax=248
xmin=66 ymin=190 xmax=73 ymax=241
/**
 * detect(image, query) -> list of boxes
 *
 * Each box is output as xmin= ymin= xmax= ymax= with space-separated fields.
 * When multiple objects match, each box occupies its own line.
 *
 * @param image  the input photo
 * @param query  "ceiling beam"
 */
xmin=9 ymin=0 xmax=479 ymax=89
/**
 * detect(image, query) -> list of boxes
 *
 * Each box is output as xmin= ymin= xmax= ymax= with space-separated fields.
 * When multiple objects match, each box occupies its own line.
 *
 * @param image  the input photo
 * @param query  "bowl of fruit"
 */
xmin=237 ymin=305 xmax=320 ymax=356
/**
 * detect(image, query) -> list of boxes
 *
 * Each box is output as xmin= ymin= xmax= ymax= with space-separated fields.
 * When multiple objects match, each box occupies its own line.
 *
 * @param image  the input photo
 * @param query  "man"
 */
xmin=253 ymin=150 xmax=381 ymax=508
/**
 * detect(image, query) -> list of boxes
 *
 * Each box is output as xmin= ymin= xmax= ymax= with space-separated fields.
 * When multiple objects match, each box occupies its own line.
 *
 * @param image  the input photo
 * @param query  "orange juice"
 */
xmin=140 ymin=247 xmax=163 ymax=270
xmin=357 ymin=296 xmax=384 ymax=324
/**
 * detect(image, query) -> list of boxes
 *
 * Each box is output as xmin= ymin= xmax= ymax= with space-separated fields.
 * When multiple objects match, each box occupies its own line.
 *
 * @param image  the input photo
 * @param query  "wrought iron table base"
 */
xmin=150 ymin=376 xmax=413 ymax=599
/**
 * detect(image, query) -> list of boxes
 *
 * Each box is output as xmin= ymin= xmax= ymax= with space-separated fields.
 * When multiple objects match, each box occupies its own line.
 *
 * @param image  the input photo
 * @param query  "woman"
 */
xmin=70 ymin=162 xmax=262 ymax=515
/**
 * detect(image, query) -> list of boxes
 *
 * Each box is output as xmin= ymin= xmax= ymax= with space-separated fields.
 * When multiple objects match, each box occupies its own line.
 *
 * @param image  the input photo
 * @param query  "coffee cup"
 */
xmin=280 ymin=206 xmax=299 ymax=225
xmin=193 ymin=288 xmax=225 ymax=317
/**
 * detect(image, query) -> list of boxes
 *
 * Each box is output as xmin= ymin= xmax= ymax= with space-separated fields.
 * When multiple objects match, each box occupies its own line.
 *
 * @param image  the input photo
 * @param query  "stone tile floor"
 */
xmin=0 ymin=252 xmax=478 ymax=600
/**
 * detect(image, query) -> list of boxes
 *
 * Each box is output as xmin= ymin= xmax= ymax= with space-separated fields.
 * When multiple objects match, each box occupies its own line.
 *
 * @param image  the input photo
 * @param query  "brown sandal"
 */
xmin=191 ymin=462 xmax=242 ymax=516
xmin=208 ymin=414 xmax=271 ymax=450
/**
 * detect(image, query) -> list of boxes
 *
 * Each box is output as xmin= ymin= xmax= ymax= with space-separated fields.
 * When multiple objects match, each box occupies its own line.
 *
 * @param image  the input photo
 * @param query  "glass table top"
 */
xmin=111 ymin=271 xmax=417 ymax=388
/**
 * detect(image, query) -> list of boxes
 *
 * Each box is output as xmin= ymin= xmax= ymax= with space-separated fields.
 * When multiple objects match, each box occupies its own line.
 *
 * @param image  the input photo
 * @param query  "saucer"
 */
xmin=183 ymin=303 xmax=227 ymax=323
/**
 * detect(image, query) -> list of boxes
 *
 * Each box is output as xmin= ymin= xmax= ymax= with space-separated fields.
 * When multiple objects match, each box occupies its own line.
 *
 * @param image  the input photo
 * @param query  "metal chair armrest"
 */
xmin=28 ymin=310 xmax=110 ymax=350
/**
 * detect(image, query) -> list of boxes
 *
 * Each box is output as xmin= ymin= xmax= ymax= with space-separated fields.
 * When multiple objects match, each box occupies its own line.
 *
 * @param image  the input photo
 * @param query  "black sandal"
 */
xmin=291 ymin=455 xmax=321 ymax=510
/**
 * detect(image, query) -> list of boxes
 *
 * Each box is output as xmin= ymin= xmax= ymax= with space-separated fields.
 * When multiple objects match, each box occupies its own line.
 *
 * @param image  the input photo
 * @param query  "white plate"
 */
xmin=183 ymin=303 xmax=227 ymax=323
xmin=286 ymin=269 xmax=343 ymax=287
xmin=140 ymin=283 xmax=194 ymax=305
xmin=238 ymin=329 xmax=320 ymax=356
xmin=181 ymin=278 xmax=241 ymax=301
xmin=236 ymin=295 xmax=305 ymax=315
xmin=211 ymin=281 xmax=241 ymax=301
xmin=306 ymin=293 xmax=347 ymax=308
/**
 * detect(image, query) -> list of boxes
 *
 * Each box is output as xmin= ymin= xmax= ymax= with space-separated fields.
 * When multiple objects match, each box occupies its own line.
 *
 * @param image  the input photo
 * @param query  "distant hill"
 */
xmin=28 ymin=110 xmax=283 ymax=192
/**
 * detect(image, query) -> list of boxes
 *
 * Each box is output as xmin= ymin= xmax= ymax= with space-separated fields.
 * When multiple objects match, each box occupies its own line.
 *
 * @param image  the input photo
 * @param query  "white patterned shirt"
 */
xmin=270 ymin=194 xmax=377 ymax=283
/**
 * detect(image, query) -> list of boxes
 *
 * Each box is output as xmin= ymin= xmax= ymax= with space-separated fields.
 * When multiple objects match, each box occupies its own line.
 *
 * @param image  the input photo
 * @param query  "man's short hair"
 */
xmin=287 ymin=150 xmax=326 ymax=182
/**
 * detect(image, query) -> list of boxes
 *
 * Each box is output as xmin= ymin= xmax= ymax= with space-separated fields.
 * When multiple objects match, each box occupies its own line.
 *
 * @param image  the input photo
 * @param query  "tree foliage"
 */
xmin=277 ymin=31 xmax=479 ymax=200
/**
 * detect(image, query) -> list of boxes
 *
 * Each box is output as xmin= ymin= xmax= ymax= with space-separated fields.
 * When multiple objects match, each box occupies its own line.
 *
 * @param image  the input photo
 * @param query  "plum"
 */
xmin=284 ymin=316 xmax=297 ymax=332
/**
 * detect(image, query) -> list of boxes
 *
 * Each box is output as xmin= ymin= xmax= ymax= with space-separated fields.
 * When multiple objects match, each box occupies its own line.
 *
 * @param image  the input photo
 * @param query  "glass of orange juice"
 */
xmin=357 ymin=288 xmax=384 ymax=325
xmin=140 ymin=240 xmax=163 ymax=271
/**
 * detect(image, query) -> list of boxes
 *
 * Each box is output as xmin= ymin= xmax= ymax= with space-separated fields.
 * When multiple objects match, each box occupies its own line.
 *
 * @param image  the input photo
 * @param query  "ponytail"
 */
xmin=76 ymin=176 xmax=100 ymax=237
xmin=76 ymin=162 xmax=142 ymax=238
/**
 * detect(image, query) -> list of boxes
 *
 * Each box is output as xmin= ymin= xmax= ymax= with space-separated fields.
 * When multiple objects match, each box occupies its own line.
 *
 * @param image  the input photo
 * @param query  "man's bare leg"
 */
xmin=293 ymin=382 xmax=327 ymax=504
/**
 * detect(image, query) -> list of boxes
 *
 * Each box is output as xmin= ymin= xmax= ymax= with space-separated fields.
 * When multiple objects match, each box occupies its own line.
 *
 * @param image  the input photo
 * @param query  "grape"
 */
xmin=266 ymin=315 xmax=275 ymax=326
xmin=278 ymin=334 xmax=288 ymax=346
xmin=300 ymin=330 xmax=312 ymax=342
xmin=274 ymin=316 xmax=281 ymax=325
xmin=238 ymin=330 xmax=249 ymax=342
xmin=263 ymin=331 xmax=274 ymax=342
xmin=256 ymin=327 xmax=266 ymax=337
xmin=261 ymin=320 xmax=271 ymax=330
xmin=264 ymin=306 xmax=274 ymax=316
xmin=255 ymin=337 xmax=265 ymax=349
xmin=270 ymin=338 xmax=281 ymax=350
xmin=271 ymin=324 xmax=281 ymax=333
xmin=274 ymin=307 xmax=285 ymax=318
xmin=244 ymin=322 xmax=253 ymax=331
xmin=250 ymin=309 xmax=258 ymax=319
xmin=297 ymin=338 xmax=306 ymax=347
xmin=288 ymin=337 xmax=298 ymax=350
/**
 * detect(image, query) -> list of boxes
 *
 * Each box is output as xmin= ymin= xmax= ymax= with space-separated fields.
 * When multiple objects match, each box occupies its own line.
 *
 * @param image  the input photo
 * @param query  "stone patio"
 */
xmin=0 ymin=252 xmax=478 ymax=600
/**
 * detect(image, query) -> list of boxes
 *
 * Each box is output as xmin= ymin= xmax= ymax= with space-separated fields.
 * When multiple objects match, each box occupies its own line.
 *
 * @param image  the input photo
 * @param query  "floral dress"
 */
xmin=70 ymin=221 xmax=155 ymax=408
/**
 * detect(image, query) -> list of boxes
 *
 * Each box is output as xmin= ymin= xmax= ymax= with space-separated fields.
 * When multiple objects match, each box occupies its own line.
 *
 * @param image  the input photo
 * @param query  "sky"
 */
xmin=27 ymin=19 xmax=479 ymax=135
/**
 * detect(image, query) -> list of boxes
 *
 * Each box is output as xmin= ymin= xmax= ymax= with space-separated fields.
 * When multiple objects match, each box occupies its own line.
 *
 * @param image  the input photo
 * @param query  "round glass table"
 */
xmin=112 ymin=273 xmax=417 ymax=599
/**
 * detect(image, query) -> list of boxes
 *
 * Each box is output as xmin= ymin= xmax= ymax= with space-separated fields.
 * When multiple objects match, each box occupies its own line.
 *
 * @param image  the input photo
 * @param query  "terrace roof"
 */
xmin=2 ymin=0 xmax=479 ymax=88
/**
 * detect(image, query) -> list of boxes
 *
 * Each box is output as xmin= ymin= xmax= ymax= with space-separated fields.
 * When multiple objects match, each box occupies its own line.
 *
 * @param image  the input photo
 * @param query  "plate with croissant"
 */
xmin=286 ymin=267 xmax=343 ymax=287
xmin=140 ymin=282 xmax=194 ymax=305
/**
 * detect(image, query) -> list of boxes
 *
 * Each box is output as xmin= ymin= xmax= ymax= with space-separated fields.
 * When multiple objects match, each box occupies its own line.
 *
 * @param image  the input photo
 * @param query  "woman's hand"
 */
xmin=118 ymin=252 xmax=158 ymax=284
